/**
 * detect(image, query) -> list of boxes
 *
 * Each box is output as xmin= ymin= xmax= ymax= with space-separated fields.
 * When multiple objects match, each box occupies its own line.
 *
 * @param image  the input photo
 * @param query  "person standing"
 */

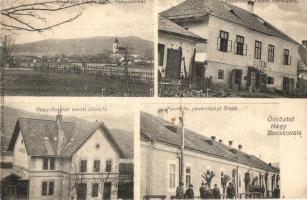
xmin=226 ymin=182 xmax=236 ymax=199
xmin=212 ymin=184 xmax=221 ymax=199
xmin=199 ymin=182 xmax=206 ymax=199
xmin=176 ymin=182 xmax=185 ymax=199
xmin=185 ymin=184 xmax=194 ymax=199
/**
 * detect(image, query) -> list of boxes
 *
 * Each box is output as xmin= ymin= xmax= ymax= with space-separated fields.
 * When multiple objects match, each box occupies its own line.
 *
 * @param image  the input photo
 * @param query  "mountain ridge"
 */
xmin=13 ymin=36 xmax=154 ymax=58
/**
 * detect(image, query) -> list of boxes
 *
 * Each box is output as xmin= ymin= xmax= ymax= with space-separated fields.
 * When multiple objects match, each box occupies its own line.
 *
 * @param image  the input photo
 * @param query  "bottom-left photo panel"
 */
xmin=1 ymin=97 xmax=135 ymax=200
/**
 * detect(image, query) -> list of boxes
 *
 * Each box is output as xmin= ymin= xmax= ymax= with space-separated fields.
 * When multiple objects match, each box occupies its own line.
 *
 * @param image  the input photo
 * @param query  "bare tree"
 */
xmin=1 ymin=0 xmax=110 ymax=34
xmin=0 ymin=34 xmax=15 ymax=67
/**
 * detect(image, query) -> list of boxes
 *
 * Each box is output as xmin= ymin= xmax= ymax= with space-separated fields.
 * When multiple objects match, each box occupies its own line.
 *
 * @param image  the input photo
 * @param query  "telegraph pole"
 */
xmin=179 ymin=108 xmax=185 ymax=185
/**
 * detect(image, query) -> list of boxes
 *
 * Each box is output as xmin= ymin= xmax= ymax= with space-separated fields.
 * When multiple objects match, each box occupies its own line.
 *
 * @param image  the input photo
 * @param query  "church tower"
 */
xmin=113 ymin=37 xmax=119 ymax=54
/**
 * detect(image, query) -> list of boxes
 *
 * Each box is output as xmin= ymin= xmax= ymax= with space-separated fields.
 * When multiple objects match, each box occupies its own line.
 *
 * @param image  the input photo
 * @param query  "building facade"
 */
xmin=140 ymin=112 xmax=279 ymax=199
xmin=160 ymin=0 xmax=301 ymax=95
xmin=1 ymin=111 xmax=133 ymax=200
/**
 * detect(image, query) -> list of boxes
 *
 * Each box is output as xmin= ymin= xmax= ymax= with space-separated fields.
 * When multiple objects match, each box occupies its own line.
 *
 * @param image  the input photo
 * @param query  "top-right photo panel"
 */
xmin=157 ymin=0 xmax=307 ymax=98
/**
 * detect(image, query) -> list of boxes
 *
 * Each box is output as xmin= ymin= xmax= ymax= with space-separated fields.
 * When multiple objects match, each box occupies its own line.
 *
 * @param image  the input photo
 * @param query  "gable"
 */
xmin=73 ymin=128 xmax=121 ymax=160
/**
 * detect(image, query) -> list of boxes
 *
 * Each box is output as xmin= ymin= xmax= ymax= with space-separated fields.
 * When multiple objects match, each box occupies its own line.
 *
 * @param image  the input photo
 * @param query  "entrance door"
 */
xmin=6 ymin=186 xmax=16 ymax=200
xmin=165 ymin=48 xmax=182 ymax=80
xmin=77 ymin=183 xmax=87 ymax=200
xmin=103 ymin=182 xmax=112 ymax=200
xmin=258 ymin=73 xmax=267 ymax=92
xmin=231 ymin=69 xmax=242 ymax=90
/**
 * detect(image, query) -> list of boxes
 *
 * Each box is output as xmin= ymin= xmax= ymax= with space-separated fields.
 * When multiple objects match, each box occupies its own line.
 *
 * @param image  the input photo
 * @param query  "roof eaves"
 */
xmin=159 ymin=29 xmax=207 ymax=43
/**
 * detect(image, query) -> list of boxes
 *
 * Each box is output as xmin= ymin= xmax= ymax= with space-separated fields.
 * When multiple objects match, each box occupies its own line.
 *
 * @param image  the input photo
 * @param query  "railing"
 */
xmin=144 ymin=192 xmax=263 ymax=200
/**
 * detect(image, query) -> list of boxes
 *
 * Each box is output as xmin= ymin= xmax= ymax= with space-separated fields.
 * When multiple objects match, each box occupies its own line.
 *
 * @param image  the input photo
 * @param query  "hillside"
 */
xmin=13 ymin=36 xmax=154 ymax=59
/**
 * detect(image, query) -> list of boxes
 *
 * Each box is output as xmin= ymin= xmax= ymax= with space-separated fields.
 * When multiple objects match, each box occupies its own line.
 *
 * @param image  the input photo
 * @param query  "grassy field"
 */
xmin=3 ymin=70 xmax=152 ymax=96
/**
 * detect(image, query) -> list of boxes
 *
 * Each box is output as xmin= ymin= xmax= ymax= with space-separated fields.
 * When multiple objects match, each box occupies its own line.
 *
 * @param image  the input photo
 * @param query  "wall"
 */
xmin=158 ymin=33 xmax=197 ymax=78
xmin=71 ymin=128 xmax=121 ymax=200
xmin=184 ymin=15 xmax=299 ymax=90
xmin=141 ymin=141 xmax=276 ymax=199
xmin=13 ymin=130 xmax=30 ymax=170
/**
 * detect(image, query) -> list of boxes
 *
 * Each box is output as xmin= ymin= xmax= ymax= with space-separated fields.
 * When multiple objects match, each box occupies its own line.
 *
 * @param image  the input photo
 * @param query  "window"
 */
xmin=218 ymin=70 xmax=224 ymax=80
xmin=235 ymin=35 xmax=245 ymax=55
xmin=43 ymin=158 xmax=49 ymax=170
xmin=218 ymin=30 xmax=229 ymax=52
xmin=106 ymin=160 xmax=112 ymax=172
xmin=238 ymin=174 xmax=241 ymax=188
xmin=267 ymin=76 xmax=274 ymax=84
xmin=94 ymin=160 xmax=100 ymax=172
xmin=169 ymin=164 xmax=176 ymax=189
xmin=158 ymin=44 xmax=165 ymax=66
xmin=49 ymin=182 xmax=54 ymax=195
xmin=43 ymin=158 xmax=55 ymax=170
xmin=283 ymin=49 xmax=291 ymax=65
xmin=268 ymin=44 xmax=275 ymax=62
xmin=42 ymin=182 xmax=48 ymax=196
xmin=42 ymin=181 xmax=54 ymax=196
xmin=50 ymin=158 xmax=55 ymax=170
xmin=186 ymin=167 xmax=191 ymax=187
xmin=92 ymin=183 xmax=99 ymax=197
xmin=254 ymin=41 xmax=262 ymax=59
xmin=80 ymin=160 xmax=87 ymax=173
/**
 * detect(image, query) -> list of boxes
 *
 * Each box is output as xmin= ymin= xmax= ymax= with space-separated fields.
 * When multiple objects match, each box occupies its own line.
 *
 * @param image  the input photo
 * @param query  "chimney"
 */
xmin=247 ymin=0 xmax=255 ymax=13
xmin=228 ymin=141 xmax=233 ymax=147
xmin=157 ymin=108 xmax=164 ymax=119
xmin=302 ymin=40 xmax=307 ymax=49
xmin=211 ymin=136 xmax=216 ymax=141
xmin=238 ymin=144 xmax=242 ymax=150
xmin=56 ymin=107 xmax=65 ymax=155
xmin=219 ymin=139 xmax=223 ymax=144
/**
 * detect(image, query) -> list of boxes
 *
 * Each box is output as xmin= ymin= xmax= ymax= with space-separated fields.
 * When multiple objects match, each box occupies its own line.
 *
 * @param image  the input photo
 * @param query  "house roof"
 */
xmin=140 ymin=112 xmax=277 ymax=173
xmin=160 ymin=0 xmax=299 ymax=45
xmin=8 ymin=117 xmax=133 ymax=159
xmin=141 ymin=112 xmax=237 ymax=162
xmin=159 ymin=15 xmax=207 ymax=43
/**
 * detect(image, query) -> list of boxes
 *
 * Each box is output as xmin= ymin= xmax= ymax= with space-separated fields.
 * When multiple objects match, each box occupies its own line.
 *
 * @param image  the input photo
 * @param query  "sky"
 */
xmin=158 ymin=0 xmax=307 ymax=44
xmin=5 ymin=1 xmax=155 ymax=44
xmin=143 ymin=102 xmax=281 ymax=164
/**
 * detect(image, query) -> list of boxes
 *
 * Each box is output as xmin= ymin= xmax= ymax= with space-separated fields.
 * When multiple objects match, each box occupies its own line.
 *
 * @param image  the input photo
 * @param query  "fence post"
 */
xmin=101 ymin=89 xmax=105 ymax=97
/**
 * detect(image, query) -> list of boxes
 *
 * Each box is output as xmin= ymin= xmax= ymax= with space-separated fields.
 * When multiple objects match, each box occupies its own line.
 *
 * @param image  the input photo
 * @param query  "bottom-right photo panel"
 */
xmin=139 ymin=101 xmax=306 ymax=199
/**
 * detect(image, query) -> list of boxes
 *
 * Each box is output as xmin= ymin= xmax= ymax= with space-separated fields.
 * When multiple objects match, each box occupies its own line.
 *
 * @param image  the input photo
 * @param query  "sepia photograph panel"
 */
xmin=0 ymin=98 xmax=134 ymax=199
xmin=140 ymin=103 xmax=281 ymax=199
xmin=1 ymin=0 xmax=154 ymax=97
xmin=157 ymin=0 xmax=307 ymax=98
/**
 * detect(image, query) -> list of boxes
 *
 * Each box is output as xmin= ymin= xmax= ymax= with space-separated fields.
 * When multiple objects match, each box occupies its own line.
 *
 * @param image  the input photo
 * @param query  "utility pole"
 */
xmin=179 ymin=108 xmax=185 ymax=185
xmin=124 ymin=46 xmax=130 ymax=96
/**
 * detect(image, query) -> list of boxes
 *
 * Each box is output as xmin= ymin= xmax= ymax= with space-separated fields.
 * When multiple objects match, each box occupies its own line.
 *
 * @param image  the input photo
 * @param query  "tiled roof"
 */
xmin=160 ymin=0 xmax=299 ymax=45
xmin=141 ymin=112 xmax=237 ymax=162
xmin=159 ymin=15 xmax=207 ymax=43
xmin=140 ymin=112 xmax=277 ymax=173
xmin=8 ymin=118 xmax=132 ymax=159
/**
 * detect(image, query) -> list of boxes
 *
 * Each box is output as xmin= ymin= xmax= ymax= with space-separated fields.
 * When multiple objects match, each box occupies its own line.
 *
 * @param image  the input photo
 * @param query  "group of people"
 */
xmin=176 ymin=182 xmax=236 ymax=199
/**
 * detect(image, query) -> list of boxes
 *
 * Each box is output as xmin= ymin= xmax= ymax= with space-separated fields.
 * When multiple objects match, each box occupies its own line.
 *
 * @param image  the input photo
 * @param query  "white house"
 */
xmin=1 ymin=111 xmax=133 ymax=200
xmin=140 ymin=112 xmax=279 ymax=199
xmin=160 ymin=0 xmax=301 ymax=95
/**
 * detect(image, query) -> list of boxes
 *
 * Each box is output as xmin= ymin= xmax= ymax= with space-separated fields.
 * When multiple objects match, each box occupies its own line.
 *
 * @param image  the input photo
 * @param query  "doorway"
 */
xmin=103 ymin=182 xmax=112 ymax=200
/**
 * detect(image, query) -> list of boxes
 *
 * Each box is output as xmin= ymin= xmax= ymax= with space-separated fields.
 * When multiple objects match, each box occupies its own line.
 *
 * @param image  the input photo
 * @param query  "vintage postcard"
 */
xmin=1 ymin=0 xmax=307 ymax=200
xmin=157 ymin=0 xmax=307 ymax=98
xmin=1 ymin=0 xmax=154 ymax=97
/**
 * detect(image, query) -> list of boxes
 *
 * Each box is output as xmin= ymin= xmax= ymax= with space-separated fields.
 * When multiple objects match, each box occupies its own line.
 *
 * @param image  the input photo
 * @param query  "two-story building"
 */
xmin=140 ymin=112 xmax=279 ymax=199
xmin=160 ymin=0 xmax=301 ymax=95
xmin=1 ymin=111 xmax=133 ymax=200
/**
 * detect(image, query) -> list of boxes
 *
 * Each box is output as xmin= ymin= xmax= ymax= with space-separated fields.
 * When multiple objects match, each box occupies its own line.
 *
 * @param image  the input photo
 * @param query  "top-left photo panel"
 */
xmin=1 ymin=0 xmax=154 ymax=97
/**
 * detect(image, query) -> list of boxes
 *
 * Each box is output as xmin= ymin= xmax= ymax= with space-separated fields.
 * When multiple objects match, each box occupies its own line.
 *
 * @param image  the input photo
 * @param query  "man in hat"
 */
xmin=212 ymin=184 xmax=221 ymax=199
xmin=226 ymin=182 xmax=236 ymax=199
xmin=176 ymin=182 xmax=185 ymax=199
xmin=185 ymin=184 xmax=194 ymax=199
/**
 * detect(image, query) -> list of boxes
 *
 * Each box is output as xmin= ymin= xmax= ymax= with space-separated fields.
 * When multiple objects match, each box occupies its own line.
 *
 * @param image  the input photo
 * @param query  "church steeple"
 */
xmin=56 ymin=106 xmax=65 ymax=155
xmin=113 ymin=37 xmax=119 ymax=54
